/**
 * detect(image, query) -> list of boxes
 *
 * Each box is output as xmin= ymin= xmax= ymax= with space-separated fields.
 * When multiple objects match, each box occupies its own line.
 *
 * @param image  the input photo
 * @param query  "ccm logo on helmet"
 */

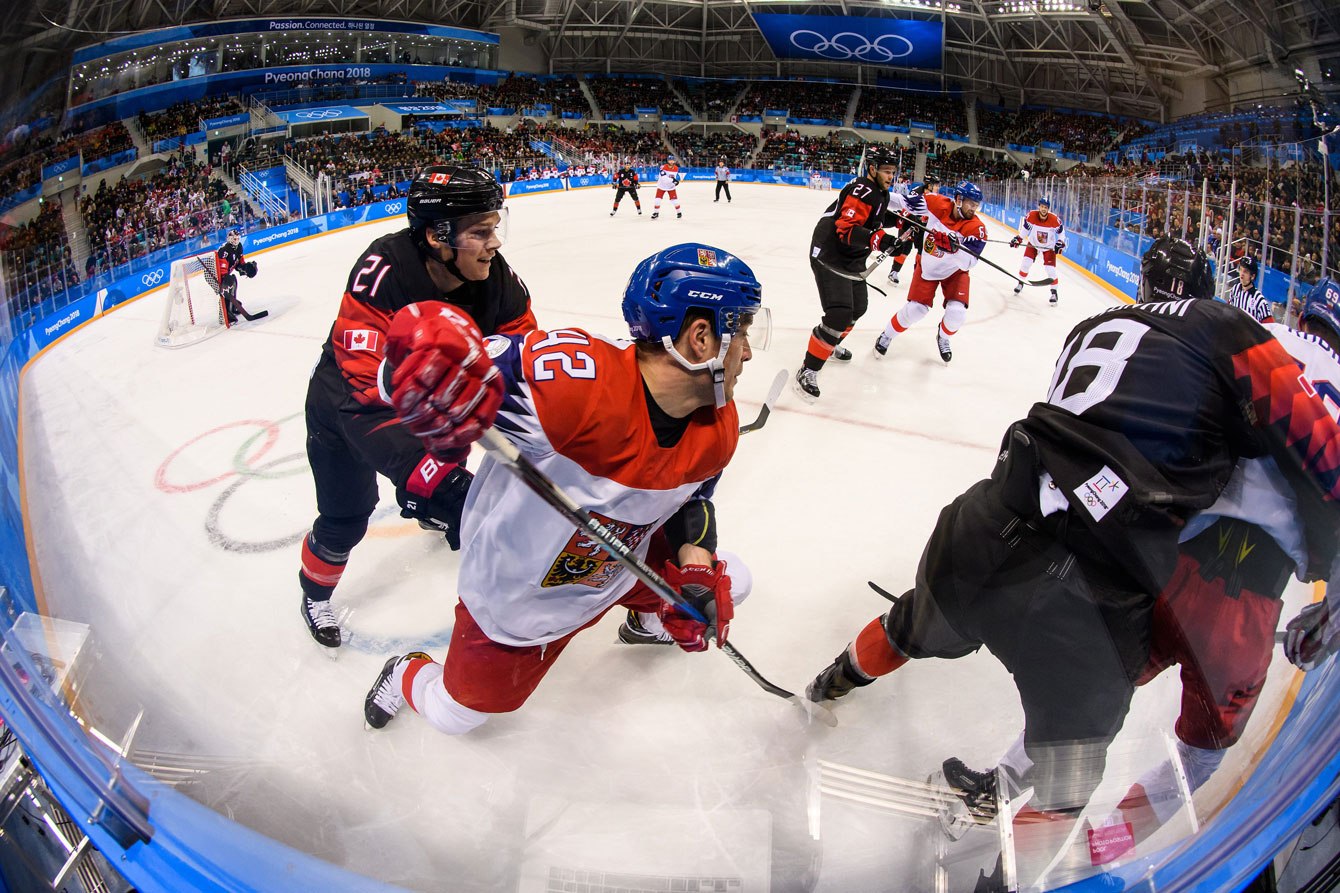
xmin=686 ymin=290 xmax=724 ymax=299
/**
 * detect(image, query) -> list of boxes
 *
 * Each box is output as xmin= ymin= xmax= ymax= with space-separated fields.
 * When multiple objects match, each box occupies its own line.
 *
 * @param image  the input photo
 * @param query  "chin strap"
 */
xmin=663 ymin=334 xmax=732 ymax=409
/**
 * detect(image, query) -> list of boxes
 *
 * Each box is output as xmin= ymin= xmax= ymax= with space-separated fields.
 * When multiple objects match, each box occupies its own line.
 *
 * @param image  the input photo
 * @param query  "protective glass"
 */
xmin=730 ymin=306 xmax=772 ymax=352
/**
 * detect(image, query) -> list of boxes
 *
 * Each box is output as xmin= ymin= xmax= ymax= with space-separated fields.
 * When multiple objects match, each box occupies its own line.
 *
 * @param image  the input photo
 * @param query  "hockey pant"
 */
xmin=1136 ymin=518 xmax=1291 ymax=750
xmin=804 ymin=258 xmax=867 ymax=370
xmin=299 ymin=363 xmax=435 ymax=602
xmin=1019 ymin=245 xmax=1057 ymax=284
xmin=883 ymin=267 xmax=968 ymax=343
xmin=715 ymin=181 xmax=732 ymax=201
xmin=653 ymin=189 xmax=680 ymax=211
xmin=613 ymin=186 xmax=640 ymax=209
xmin=220 ymin=273 xmax=240 ymax=323
xmin=877 ymin=435 xmax=1150 ymax=814
xmin=404 ymin=533 xmax=754 ymax=735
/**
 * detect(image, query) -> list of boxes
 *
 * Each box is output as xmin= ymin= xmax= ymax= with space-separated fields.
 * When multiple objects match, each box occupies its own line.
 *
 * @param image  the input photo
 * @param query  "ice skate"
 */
xmin=806 ymin=651 xmax=871 ymax=702
xmin=1013 ymin=281 xmax=1025 ymax=295
xmin=942 ymin=758 xmax=1000 ymax=823
xmin=651 ymin=212 xmax=659 ymax=220
xmin=616 ymin=609 xmax=674 ymax=645
xmin=609 ymin=210 xmax=617 ymax=217
xmin=1049 ymin=289 xmax=1059 ymax=306
xmin=300 ymin=594 xmax=342 ymax=652
xmin=637 ymin=208 xmax=642 ymax=215
xmin=676 ymin=211 xmax=682 ymax=219
xmin=830 ymin=346 xmax=853 ymax=362
xmin=874 ymin=331 xmax=892 ymax=358
xmin=793 ymin=367 xmax=820 ymax=403
xmin=888 ymin=269 xmax=900 ymax=285
xmin=937 ymin=331 xmax=953 ymax=363
xmin=364 ymin=652 xmax=432 ymax=729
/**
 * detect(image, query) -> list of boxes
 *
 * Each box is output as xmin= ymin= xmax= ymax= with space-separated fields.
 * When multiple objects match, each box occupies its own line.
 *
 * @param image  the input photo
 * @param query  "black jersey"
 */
xmin=306 ymin=227 xmax=536 ymax=485
xmin=1019 ymin=297 xmax=1340 ymax=594
xmin=810 ymin=175 xmax=902 ymax=270
xmin=614 ymin=167 xmax=640 ymax=189
xmin=215 ymin=240 xmax=246 ymax=278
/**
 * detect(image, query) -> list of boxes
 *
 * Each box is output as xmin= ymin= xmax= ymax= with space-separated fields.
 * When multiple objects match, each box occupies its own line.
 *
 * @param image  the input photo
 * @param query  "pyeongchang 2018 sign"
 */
xmin=752 ymin=14 xmax=943 ymax=70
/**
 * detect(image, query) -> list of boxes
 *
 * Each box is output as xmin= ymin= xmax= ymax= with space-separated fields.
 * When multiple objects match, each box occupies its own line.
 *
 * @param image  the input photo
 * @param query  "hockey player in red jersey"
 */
xmin=362 ymin=243 xmax=768 ymax=735
xmin=808 ymin=237 xmax=1340 ymax=889
xmin=298 ymin=166 xmax=538 ymax=651
xmin=795 ymin=144 xmax=907 ymax=401
xmin=873 ymin=180 xmax=988 ymax=363
xmin=214 ymin=228 xmax=259 ymax=325
xmin=1010 ymin=197 xmax=1065 ymax=305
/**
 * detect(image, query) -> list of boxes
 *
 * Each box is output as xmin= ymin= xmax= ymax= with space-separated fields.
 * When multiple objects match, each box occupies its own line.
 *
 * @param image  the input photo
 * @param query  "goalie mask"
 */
xmin=623 ymin=242 xmax=770 ymax=409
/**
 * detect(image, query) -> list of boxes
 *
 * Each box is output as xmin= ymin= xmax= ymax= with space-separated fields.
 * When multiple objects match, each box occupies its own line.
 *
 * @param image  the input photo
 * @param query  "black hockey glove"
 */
xmin=396 ymin=455 xmax=474 ymax=550
xmin=242 ymin=261 xmax=258 ymax=277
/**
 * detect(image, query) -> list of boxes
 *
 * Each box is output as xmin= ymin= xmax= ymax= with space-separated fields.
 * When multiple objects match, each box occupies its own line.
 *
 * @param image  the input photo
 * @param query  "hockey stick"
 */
xmin=893 ymin=213 xmax=1056 ymax=287
xmin=815 ymin=255 xmax=890 ymax=298
xmin=739 ymin=369 xmax=788 ymax=435
xmin=479 ymin=427 xmax=837 ymax=727
xmin=237 ymin=307 xmax=269 ymax=322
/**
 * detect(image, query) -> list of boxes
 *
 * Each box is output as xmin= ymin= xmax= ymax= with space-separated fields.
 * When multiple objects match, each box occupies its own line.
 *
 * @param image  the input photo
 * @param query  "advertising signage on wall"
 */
xmin=751 ymin=14 xmax=944 ymax=70
xmin=71 ymin=17 xmax=499 ymax=65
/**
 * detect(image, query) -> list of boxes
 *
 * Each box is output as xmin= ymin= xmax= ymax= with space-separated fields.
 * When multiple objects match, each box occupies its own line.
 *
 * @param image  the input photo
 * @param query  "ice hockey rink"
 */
xmin=16 ymin=181 xmax=1316 ymax=891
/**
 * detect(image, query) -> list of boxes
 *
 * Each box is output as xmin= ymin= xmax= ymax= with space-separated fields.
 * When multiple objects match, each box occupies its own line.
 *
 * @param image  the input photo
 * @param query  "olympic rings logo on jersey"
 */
xmin=294 ymin=109 xmax=343 ymax=120
xmin=142 ymin=269 xmax=166 ymax=286
xmin=788 ymin=30 xmax=914 ymax=62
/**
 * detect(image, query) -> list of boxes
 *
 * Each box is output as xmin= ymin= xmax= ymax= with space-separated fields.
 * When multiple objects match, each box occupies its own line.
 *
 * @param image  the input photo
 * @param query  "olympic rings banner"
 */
xmin=751 ymin=14 xmax=943 ymax=70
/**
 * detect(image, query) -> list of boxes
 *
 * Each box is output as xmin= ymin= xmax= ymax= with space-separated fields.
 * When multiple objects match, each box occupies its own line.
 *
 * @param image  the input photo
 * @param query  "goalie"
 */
xmin=215 ymin=229 xmax=262 ymax=324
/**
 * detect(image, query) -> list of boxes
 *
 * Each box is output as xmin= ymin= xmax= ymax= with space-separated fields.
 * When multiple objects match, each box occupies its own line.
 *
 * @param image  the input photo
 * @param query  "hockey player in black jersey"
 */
xmin=298 ymin=166 xmax=538 ymax=651
xmin=806 ymin=236 xmax=1340 ymax=888
xmin=610 ymin=162 xmax=642 ymax=216
xmin=214 ymin=229 xmax=261 ymax=324
xmin=795 ymin=144 xmax=910 ymax=401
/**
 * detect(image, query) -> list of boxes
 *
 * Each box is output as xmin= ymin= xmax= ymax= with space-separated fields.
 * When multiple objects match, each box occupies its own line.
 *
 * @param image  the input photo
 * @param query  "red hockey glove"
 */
xmin=870 ymin=229 xmax=899 ymax=254
xmin=931 ymin=230 xmax=958 ymax=253
xmin=386 ymin=302 xmax=504 ymax=463
xmin=657 ymin=560 xmax=733 ymax=652
xmin=1009 ymin=236 xmax=1023 ymax=249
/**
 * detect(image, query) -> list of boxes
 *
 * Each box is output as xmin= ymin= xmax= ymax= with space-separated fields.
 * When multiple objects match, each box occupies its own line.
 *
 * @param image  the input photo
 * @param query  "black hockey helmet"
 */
xmin=923 ymin=173 xmax=941 ymax=186
xmin=1238 ymin=254 xmax=1260 ymax=276
xmin=864 ymin=144 xmax=898 ymax=174
xmin=1139 ymin=236 xmax=1215 ymax=303
xmin=407 ymin=165 xmax=505 ymax=245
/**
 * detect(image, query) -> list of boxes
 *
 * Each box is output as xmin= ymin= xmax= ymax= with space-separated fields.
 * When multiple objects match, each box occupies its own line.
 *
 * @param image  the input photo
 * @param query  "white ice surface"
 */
xmin=18 ymin=181 xmax=1312 ymax=891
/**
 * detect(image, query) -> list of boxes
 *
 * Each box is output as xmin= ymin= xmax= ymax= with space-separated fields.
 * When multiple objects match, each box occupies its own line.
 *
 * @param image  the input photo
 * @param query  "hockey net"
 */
xmin=156 ymin=254 xmax=227 ymax=349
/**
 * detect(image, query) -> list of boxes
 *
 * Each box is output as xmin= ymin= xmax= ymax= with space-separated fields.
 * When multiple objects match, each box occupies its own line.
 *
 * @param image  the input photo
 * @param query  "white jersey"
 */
xmin=1181 ymin=323 xmax=1340 ymax=581
xmin=457 ymin=328 xmax=739 ymax=646
xmin=1020 ymin=209 xmax=1064 ymax=251
xmin=657 ymin=164 xmax=681 ymax=191
xmin=889 ymin=191 xmax=985 ymax=281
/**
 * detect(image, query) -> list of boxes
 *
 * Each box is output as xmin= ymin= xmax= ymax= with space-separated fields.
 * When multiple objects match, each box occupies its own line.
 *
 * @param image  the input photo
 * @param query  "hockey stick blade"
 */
xmin=240 ymin=309 xmax=269 ymax=322
xmin=867 ymin=580 xmax=900 ymax=603
xmin=739 ymin=369 xmax=788 ymax=434
xmin=478 ymin=428 xmax=835 ymax=727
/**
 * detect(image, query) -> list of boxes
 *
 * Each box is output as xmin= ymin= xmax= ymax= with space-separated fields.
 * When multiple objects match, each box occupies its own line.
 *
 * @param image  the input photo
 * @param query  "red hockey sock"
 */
xmin=852 ymin=616 xmax=908 ymax=678
xmin=807 ymin=331 xmax=836 ymax=362
xmin=299 ymin=534 xmax=346 ymax=595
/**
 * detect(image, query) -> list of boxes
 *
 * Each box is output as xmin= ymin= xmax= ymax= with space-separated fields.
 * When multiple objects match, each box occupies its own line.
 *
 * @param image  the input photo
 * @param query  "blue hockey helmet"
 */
xmin=908 ymin=181 xmax=926 ymax=195
xmin=953 ymin=180 xmax=984 ymax=203
xmin=1301 ymin=277 xmax=1340 ymax=339
xmin=623 ymin=243 xmax=769 ymax=408
xmin=1037 ymin=196 xmax=1051 ymax=208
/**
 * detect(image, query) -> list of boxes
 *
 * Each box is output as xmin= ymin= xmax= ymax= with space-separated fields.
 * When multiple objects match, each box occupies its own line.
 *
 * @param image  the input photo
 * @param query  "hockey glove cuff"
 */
xmin=396 ymin=455 xmax=473 ymax=550
xmin=870 ymin=229 xmax=899 ymax=255
xmin=658 ymin=560 xmax=733 ymax=652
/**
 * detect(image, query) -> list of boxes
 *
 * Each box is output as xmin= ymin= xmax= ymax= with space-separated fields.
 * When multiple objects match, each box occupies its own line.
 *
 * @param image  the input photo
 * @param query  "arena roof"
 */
xmin=4 ymin=0 xmax=1338 ymax=119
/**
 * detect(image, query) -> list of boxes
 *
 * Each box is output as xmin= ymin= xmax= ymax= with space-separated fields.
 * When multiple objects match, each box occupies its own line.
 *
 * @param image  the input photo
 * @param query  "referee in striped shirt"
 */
xmin=1224 ymin=255 xmax=1275 ymax=324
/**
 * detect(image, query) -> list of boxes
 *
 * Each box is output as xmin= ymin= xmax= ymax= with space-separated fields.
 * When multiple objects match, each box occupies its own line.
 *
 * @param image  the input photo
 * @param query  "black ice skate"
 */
xmin=610 ymin=210 xmax=617 ymax=217
xmin=676 ymin=211 xmax=682 ymax=219
xmin=830 ymin=346 xmax=853 ymax=362
xmin=942 ymin=758 xmax=1000 ymax=823
xmin=1049 ymin=289 xmax=1059 ymax=306
xmin=301 ymin=593 xmax=342 ymax=651
xmin=874 ymin=331 xmax=892 ymax=358
xmin=651 ymin=212 xmax=659 ymax=219
xmin=364 ymin=651 xmax=432 ymax=729
xmin=793 ymin=367 xmax=820 ymax=403
xmin=1012 ymin=281 xmax=1025 ymax=295
xmin=937 ymin=331 xmax=953 ymax=363
xmin=616 ymin=609 xmax=674 ymax=645
xmin=806 ymin=650 xmax=873 ymax=702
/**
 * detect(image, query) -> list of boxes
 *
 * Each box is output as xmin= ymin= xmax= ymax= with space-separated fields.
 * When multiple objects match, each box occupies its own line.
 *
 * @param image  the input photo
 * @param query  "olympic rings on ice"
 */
xmin=154 ymin=420 xmax=282 ymax=493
